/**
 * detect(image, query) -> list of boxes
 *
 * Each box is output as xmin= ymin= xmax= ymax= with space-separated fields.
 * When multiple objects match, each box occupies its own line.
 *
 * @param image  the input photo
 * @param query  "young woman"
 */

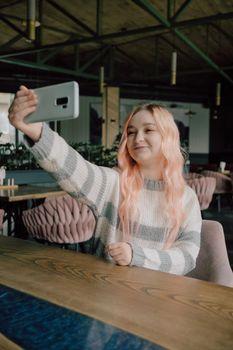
xmin=8 ymin=85 xmax=202 ymax=275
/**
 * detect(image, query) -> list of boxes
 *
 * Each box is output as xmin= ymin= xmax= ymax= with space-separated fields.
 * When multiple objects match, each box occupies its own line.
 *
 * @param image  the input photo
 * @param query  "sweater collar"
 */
xmin=143 ymin=178 xmax=165 ymax=191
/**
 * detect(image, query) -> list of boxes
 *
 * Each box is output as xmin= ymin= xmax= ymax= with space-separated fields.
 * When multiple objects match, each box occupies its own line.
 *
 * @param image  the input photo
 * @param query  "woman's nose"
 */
xmin=135 ymin=131 xmax=144 ymax=142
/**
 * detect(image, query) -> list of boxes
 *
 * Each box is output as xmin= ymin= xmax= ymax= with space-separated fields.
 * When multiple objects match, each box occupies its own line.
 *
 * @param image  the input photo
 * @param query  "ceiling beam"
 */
xmin=0 ymin=57 xmax=99 ymax=80
xmin=0 ymin=0 xmax=23 ymax=10
xmin=1 ymin=11 xmax=233 ymax=58
xmin=210 ymin=23 xmax=233 ymax=46
xmin=115 ymin=46 xmax=142 ymax=69
xmin=171 ymin=0 xmax=193 ymax=22
xmin=38 ymin=47 xmax=61 ymax=64
xmin=79 ymin=45 xmax=109 ymax=72
xmin=132 ymin=0 xmax=233 ymax=85
xmin=46 ymin=0 xmax=96 ymax=36
xmin=159 ymin=35 xmax=193 ymax=61
xmin=0 ymin=13 xmax=83 ymax=37
xmin=1 ymin=4 xmax=233 ymax=86
xmin=0 ymin=34 xmax=22 ymax=50
xmin=0 ymin=14 xmax=28 ymax=40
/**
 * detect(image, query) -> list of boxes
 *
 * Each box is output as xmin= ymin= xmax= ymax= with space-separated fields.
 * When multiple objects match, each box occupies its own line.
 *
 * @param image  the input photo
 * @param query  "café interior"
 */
xmin=0 ymin=1 xmax=233 ymax=349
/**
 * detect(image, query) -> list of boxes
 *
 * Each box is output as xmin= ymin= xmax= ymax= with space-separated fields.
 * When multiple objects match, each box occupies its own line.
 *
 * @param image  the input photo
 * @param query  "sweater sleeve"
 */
xmin=24 ymin=123 xmax=118 ymax=215
xmin=131 ymin=187 xmax=202 ymax=275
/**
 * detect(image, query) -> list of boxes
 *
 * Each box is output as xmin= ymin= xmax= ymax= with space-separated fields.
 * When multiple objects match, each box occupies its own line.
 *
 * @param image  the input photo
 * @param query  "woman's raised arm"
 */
xmin=8 ymin=85 xmax=42 ymax=142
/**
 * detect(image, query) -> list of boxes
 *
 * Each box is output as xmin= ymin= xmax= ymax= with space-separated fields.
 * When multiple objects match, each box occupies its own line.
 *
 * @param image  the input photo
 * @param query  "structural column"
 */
xmin=102 ymin=86 xmax=120 ymax=148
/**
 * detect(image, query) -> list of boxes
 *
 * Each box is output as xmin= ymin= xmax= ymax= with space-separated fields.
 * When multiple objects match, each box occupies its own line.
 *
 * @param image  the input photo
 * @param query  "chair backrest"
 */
xmin=183 ymin=172 xmax=202 ymax=180
xmin=22 ymin=194 xmax=96 ymax=244
xmin=201 ymin=170 xmax=232 ymax=193
xmin=186 ymin=220 xmax=233 ymax=287
xmin=184 ymin=174 xmax=216 ymax=210
xmin=0 ymin=209 xmax=4 ymax=230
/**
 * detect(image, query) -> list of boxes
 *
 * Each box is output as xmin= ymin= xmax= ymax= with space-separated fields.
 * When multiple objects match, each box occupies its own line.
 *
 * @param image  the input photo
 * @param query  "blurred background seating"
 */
xmin=184 ymin=173 xmax=216 ymax=211
xmin=201 ymin=170 xmax=232 ymax=212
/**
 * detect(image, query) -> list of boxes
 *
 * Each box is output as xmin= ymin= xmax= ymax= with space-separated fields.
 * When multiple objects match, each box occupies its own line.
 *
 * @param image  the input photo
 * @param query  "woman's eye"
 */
xmin=127 ymin=131 xmax=135 ymax=136
xmin=146 ymin=129 xmax=155 ymax=133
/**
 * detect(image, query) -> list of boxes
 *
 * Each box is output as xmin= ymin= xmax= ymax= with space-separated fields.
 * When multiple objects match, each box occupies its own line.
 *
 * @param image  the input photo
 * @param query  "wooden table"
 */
xmin=0 ymin=185 xmax=65 ymax=236
xmin=0 ymin=236 xmax=233 ymax=350
xmin=0 ymin=184 xmax=65 ymax=203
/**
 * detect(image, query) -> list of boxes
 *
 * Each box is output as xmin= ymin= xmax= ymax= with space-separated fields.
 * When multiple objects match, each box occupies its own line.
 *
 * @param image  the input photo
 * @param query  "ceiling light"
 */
xmin=170 ymin=51 xmax=177 ymax=86
xmin=216 ymin=82 xmax=221 ymax=106
xmin=100 ymin=66 xmax=105 ymax=94
xmin=27 ymin=0 xmax=36 ymax=41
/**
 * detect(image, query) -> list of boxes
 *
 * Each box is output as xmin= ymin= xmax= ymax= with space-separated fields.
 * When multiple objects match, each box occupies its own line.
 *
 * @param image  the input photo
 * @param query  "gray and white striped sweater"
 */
xmin=25 ymin=123 xmax=202 ymax=275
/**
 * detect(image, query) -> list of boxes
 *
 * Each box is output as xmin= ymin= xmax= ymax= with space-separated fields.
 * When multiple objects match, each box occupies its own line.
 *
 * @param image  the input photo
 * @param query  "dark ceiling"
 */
xmin=0 ymin=0 xmax=233 ymax=104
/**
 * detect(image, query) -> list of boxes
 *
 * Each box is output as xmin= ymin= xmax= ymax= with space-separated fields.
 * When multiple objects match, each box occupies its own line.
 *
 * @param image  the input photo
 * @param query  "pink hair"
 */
xmin=117 ymin=103 xmax=186 ymax=248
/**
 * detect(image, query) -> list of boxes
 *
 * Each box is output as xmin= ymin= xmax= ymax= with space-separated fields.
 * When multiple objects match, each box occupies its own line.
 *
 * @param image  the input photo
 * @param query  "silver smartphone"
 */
xmin=25 ymin=81 xmax=79 ymax=123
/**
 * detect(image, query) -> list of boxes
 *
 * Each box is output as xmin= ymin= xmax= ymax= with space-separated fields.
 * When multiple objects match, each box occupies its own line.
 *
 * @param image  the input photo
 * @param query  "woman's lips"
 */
xmin=134 ymin=145 xmax=148 ymax=150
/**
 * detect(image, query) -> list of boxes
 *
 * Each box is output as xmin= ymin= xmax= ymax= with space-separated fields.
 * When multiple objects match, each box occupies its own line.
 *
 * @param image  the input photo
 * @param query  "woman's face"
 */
xmin=126 ymin=109 xmax=163 ymax=167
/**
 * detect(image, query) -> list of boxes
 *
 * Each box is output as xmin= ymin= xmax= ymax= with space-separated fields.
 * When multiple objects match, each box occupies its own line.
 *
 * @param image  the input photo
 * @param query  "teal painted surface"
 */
xmin=6 ymin=170 xmax=55 ymax=185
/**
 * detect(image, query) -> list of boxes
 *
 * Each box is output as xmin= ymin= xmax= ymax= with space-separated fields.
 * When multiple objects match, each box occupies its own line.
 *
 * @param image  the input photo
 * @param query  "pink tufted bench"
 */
xmin=22 ymin=194 xmax=96 ymax=244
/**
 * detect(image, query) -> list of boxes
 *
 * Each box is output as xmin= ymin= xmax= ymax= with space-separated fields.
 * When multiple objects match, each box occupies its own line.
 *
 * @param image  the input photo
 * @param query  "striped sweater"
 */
xmin=25 ymin=123 xmax=202 ymax=275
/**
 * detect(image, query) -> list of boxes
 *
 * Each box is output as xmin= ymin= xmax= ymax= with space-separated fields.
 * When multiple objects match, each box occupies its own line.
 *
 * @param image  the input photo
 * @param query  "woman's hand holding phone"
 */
xmin=8 ymin=85 xmax=43 ymax=142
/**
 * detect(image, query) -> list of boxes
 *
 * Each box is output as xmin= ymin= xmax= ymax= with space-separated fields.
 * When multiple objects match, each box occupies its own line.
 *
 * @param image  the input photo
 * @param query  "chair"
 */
xmin=22 ymin=194 xmax=96 ymax=248
xmin=184 ymin=173 xmax=216 ymax=210
xmin=202 ymin=170 xmax=232 ymax=193
xmin=186 ymin=220 xmax=233 ymax=287
xmin=183 ymin=172 xmax=202 ymax=180
xmin=201 ymin=170 xmax=232 ymax=212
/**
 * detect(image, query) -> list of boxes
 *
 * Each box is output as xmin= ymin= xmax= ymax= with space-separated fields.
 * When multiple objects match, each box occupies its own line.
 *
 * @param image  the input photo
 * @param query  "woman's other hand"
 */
xmin=106 ymin=242 xmax=132 ymax=266
xmin=8 ymin=85 xmax=42 ymax=142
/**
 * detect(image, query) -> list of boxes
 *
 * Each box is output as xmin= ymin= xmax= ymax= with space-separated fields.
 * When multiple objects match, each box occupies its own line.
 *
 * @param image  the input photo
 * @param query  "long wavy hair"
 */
xmin=117 ymin=103 xmax=186 ymax=248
